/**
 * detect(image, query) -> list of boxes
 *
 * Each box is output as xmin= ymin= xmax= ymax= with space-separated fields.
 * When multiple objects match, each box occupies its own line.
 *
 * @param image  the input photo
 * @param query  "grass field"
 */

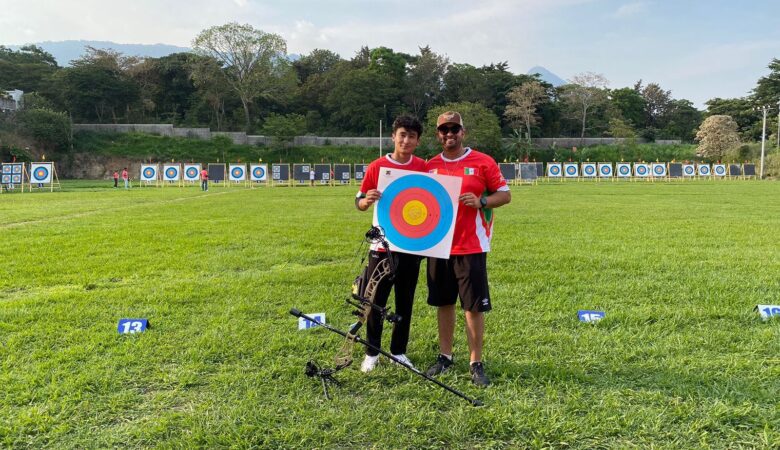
xmin=1 ymin=180 xmax=778 ymax=448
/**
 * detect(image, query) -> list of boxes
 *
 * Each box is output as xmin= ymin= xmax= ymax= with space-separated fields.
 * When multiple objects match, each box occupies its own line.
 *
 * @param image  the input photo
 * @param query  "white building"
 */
xmin=0 ymin=89 xmax=23 ymax=111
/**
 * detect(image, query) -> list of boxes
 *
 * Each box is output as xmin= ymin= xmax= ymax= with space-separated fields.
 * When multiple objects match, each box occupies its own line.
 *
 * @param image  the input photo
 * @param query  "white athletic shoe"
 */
xmin=391 ymin=354 xmax=415 ymax=369
xmin=360 ymin=355 xmax=379 ymax=373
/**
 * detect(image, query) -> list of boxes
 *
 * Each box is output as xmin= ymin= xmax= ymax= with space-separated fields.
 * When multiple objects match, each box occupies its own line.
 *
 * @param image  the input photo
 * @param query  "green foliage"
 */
xmin=424 ymin=102 xmax=502 ymax=156
xmin=71 ymin=131 xmax=379 ymax=163
xmin=0 ymin=182 xmax=778 ymax=447
xmin=0 ymin=45 xmax=58 ymax=93
xmin=260 ymin=113 xmax=306 ymax=143
xmin=15 ymin=108 xmax=72 ymax=152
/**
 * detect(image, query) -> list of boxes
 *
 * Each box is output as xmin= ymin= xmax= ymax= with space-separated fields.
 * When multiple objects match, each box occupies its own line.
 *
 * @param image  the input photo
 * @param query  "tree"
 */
xmin=704 ymin=97 xmax=757 ymax=140
xmin=560 ymin=72 xmax=609 ymax=141
xmin=610 ymin=87 xmax=646 ymax=128
xmin=425 ymin=102 xmax=502 ymax=155
xmin=660 ymin=99 xmax=702 ymax=142
xmin=261 ymin=113 xmax=306 ymax=143
xmin=325 ymin=67 xmax=398 ymax=135
xmin=504 ymin=80 xmax=547 ymax=142
xmin=192 ymin=23 xmax=293 ymax=132
xmin=0 ymin=45 xmax=59 ymax=93
xmin=640 ymin=82 xmax=672 ymax=129
xmin=695 ymin=115 xmax=740 ymax=159
xmin=752 ymin=58 xmax=780 ymax=107
xmin=15 ymin=108 xmax=72 ymax=153
xmin=402 ymin=46 xmax=448 ymax=119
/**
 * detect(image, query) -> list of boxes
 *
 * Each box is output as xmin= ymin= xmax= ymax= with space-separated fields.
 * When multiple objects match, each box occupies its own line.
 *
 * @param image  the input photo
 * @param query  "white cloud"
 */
xmin=612 ymin=2 xmax=649 ymax=19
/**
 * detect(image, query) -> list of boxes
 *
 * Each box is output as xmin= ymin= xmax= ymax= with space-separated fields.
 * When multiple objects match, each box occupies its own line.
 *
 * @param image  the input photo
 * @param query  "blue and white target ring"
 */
xmin=253 ymin=166 xmax=265 ymax=180
xmin=683 ymin=165 xmax=695 ymax=176
xmin=714 ymin=165 xmax=726 ymax=176
xmin=618 ymin=165 xmax=631 ymax=176
xmin=12 ymin=165 xmax=21 ymax=174
xmin=184 ymin=166 xmax=199 ymax=180
xmin=653 ymin=164 xmax=666 ymax=176
xmin=636 ymin=165 xmax=648 ymax=176
xmin=164 ymin=167 xmax=179 ymax=180
xmin=549 ymin=165 xmax=561 ymax=176
xmin=583 ymin=164 xmax=596 ymax=176
xmin=377 ymin=174 xmax=454 ymax=252
xmin=699 ymin=165 xmax=711 ymax=176
xmin=1 ymin=165 xmax=10 ymax=174
xmin=33 ymin=166 xmax=49 ymax=182
xmin=599 ymin=164 xmax=612 ymax=176
xmin=142 ymin=167 xmax=157 ymax=180
xmin=565 ymin=164 xmax=578 ymax=176
xmin=1 ymin=174 xmax=9 ymax=183
xmin=231 ymin=167 xmax=245 ymax=179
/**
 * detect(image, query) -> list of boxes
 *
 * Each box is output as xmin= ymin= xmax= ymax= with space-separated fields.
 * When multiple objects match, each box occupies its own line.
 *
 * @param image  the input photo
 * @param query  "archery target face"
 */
xmin=635 ymin=164 xmax=649 ymax=177
xmin=184 ymin=165 xmax=200 ymax=181
xmin=12 ymin=165 xmax=21 ymax=174
xmin=163 ymin=165 xmax=180 ymax=181
xmin=141 ymin=165 xmax=157 ymax=181
xmin=251 ymin=164 xmax=267 ymax=181
xmin=1 ymin=165 xmax=10 ymax=174
xmin=376 ymin=168 xmax=461 ymax=258
xmin=1 ymin=174 xmax=9 ymax=183
xmin=714 ymin=165 xmax=726 ymax=176
xmin=652 ymin=164 xmax=666 ymax=176
xmin=229 ymin=165 xmax=246 ymax=181
xmin=617 ymin=164 xmax=631 ymax=177
xmin=599 ymin=164 xmax=612 ymax=177
xmin=564 ymin=164 xmax=578 ymax=177
xmin=31 ymin=163 xmax=52 ymax=183
xmin=698 ymin=165 xmax=711 ymax=176
xmin=583 ymin=164 xmax=596 ymax=176
xmin=683 ymin=165 xmax=695 ymax=176
xmin=548 ymin=164 xmax=562 ymax=177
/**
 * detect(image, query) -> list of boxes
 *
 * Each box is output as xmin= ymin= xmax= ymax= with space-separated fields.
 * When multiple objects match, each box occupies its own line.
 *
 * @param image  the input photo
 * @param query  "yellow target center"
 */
xmin=402 ymin=200 xmax=427 ymax=226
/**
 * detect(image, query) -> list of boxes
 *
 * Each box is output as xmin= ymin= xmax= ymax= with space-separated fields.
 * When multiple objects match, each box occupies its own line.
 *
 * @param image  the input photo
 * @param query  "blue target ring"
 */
xmin=619 ymin=165 xmax=630 ymax=175
xmin=715 ymin=166 xmax=725 ymax=175
xmin=566 ymin=165 xmax=577 ymax=175
xmin=33 ymin=166 xmax=49 ymax=181
xmin=185 ymin=167 xmax=198 ymax=179
xmin=684 ymin=166 xmax=694 ymax=175
xmin=584 ymin=165 xmax=595 ymax=175
xmin=700 ymin=166 xmax=710 ymax=175
xmin=549 ymin=165 xmax=561 ymax=175
xmin=654 ymin=166 xmax=664 ymax=175
xmin=600 ymin=165 xmax=611 ymax=175
xmin=637 ymin=166 xmax=648 ymax=175
xmin=253 ymin=166 xmax=265 ymax=179
xmin=377 ymin=175 xmax=453 ymax=252
xmin=143 ymin=167 xmax=155 ymax=179
xmin=165 ymin=167 xmax=178 ymax=178
xmin=232 ymin=167 xmax=244 ymax=178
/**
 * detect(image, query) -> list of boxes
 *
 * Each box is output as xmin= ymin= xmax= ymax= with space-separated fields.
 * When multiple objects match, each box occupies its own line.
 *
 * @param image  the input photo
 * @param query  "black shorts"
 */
xmin=426 ymin=253 xmax=491 ymax=312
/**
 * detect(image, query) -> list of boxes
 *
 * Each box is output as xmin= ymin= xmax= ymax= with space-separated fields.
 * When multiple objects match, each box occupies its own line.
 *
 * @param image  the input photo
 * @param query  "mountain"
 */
xmin=8 ymin=40 xmax=191 ymax=66
xmin=526 ymin=66 xmax=566 ymax=87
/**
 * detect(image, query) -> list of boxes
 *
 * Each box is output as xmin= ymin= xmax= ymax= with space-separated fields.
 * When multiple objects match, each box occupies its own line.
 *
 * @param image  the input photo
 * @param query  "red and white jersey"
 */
xmin=426 ymin=148 xmax=509 ymax=255
xmin=356 ymin=154 xmax=427 ymax=251
xmin=356 ymin=154 xmax=427 ymax=197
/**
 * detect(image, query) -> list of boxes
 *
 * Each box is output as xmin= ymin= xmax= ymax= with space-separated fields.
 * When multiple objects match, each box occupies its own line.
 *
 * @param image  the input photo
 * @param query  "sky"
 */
xmin=1 ymin=0 xmax=778 ymax=108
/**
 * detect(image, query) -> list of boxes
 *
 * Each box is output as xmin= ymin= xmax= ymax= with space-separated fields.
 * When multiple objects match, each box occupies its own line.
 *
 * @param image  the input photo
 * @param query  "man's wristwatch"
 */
xmin=479 ymin=197 xmax=488 ymax=209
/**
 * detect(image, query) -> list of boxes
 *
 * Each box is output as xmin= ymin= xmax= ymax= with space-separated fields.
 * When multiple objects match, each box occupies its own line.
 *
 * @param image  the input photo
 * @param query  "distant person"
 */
xmin=200 ymin=167 xmax=209 ymax=191
xmin=354 ymin=114 xmax=426 ymax=373
xmin=121 ymin=167 xmax=129 ymax=189
xmin=309 ymin=169 xmax=315 ymax=186
xmin=113 ymin=170 xmax=119 ymax=188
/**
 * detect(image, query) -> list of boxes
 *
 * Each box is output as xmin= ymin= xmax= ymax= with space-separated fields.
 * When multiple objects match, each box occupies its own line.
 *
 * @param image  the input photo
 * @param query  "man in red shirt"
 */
xmin=200 ymin=167 xmax=209 ymax=191
xmin=355 ymin=115 xmax=427 ymax=373
xmin=424 ymin=111 xmax=511 ymax=387
xmin=121 ymin=168 xmax=129 ymax=189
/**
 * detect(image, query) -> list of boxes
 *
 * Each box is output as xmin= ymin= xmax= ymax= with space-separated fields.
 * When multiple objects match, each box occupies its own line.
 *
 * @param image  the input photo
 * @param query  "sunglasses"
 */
xmin=437 ymin=124 xmax=462 ymax=134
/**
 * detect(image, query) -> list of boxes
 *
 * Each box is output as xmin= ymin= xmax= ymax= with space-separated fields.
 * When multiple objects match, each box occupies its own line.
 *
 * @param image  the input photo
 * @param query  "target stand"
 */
xmin=29 ymin=162 xmax=60 ymax=192
xmin=1 ymin=162 xmax=28 ymax=193
xmin=250 ymin=164 xmax=269 ymax=187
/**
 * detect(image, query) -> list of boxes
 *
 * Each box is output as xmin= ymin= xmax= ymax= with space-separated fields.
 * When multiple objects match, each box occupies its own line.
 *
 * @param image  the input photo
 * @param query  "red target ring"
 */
xmin=389 ymin=187 xmax=441 ymax=238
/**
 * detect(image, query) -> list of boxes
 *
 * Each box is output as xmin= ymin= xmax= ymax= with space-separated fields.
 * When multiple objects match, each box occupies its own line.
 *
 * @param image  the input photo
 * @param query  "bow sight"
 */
xmin=290 ymin=226 xmax=483 ymax=407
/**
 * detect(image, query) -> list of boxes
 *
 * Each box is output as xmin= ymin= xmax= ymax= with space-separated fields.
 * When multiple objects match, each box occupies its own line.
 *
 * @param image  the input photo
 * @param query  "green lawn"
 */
xmin=1 ymin=180 xmax=778 ymax=448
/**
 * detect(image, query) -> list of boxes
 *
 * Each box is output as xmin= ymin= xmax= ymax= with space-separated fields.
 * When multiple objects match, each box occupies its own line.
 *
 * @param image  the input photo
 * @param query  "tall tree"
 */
xmin=560 ymin=72 xmax=609 ymax=141
xmin=695 ymin=115 xmax=740 ymax=159
xmin=0 ymin=45 xmax=59 ymax=93
xmin=504 ymin=80 xmax=547 ymax=141
xmin=402 ymin=46 xmax=448 ymax=119
xmin=610 ymin=87 xmax=646 ymax=128
xmin=704 ymin=97 xmax=757 ymax=140
xmin=640 ymin=82 xmax=672 ymax=129
xmin=660 ymin=99 xmax=702 ymax=142
xmin=752 ymin=58 xmax=780 ymax=107
xmin=192 ymin=23 xmax=293 ymax=132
